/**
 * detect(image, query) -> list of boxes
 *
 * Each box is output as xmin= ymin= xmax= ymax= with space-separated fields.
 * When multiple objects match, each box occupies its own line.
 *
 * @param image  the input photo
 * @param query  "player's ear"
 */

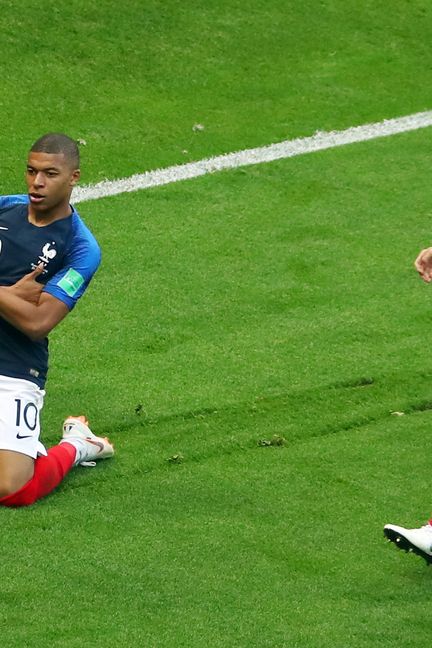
xmin=70 ymin=169 xmax=80 ymax=186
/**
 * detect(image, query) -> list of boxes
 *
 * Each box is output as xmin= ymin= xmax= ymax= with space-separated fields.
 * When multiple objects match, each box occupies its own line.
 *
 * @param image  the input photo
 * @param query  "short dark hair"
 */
xmin=30 ymin=133 xmax=80 ymax=168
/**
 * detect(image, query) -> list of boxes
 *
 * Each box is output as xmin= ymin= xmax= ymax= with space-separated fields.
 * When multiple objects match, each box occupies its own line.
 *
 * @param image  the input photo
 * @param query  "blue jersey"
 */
xmin=0 ymin=195 xmax=101 ymax=388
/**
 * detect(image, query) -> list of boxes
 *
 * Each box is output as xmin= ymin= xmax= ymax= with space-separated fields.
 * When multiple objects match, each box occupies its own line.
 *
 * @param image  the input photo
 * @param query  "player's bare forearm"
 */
xmin=7 ymin=269 xmax=44 ymax=304
xmin=0 ymin=287 xmax=69 ymax=340
xmin=415 ymin=247 xmax=432 ymax=283
xmin=0 ymin=286 xmax=43 ymax=338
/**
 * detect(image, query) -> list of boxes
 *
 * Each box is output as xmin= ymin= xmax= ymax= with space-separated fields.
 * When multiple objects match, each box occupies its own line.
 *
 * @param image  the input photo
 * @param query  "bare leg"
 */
xmin=0 ymin=450 xmax=34 ymax=497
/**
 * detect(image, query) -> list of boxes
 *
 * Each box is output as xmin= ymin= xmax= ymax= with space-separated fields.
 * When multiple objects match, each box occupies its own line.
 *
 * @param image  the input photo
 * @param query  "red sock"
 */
xmin=0 ymin=443 xmax=76 ymax=507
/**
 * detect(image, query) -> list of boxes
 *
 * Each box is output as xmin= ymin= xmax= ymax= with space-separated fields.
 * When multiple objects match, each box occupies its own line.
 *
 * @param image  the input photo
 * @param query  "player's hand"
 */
xmin=414 ymin=247 xmax=432 ymax=283
xmin=8 ymin=264 xmax=44 ymax=304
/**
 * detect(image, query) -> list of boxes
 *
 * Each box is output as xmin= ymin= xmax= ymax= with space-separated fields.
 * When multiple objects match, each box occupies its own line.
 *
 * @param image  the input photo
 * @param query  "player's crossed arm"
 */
xmin=8 ymin=265 xmax=45 ymax=304
xmin=0 ymin=265 xmax=69 ymax=340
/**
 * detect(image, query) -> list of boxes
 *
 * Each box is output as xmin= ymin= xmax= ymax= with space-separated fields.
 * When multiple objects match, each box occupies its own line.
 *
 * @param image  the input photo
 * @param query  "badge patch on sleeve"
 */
xmin=57 ymin=268 xmax=85 ymax=297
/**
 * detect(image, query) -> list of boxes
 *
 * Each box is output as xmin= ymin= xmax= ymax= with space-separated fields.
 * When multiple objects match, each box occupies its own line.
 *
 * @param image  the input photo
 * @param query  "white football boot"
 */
xmin=384 ymin=521 xmax=432 ymax=564
xmin=61 ymin=415 xmax=114 ymax=467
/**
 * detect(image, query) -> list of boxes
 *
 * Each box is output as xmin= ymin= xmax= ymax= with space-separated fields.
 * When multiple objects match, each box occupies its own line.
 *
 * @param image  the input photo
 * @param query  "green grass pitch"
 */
xmin=2 ymin=1 xmax=432 ymax=646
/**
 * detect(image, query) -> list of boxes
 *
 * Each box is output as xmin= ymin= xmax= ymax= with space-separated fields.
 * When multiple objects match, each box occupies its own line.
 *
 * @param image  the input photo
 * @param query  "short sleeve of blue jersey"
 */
xmin=0 ymin=194 xmax=29 ymax=208
xmin=43 ymin=211 xmax=101 ymax=310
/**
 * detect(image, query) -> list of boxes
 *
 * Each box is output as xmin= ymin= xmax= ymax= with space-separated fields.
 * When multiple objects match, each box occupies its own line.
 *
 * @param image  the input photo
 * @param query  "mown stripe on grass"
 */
xmin=73 ymin=110 xmax=432 ymax=204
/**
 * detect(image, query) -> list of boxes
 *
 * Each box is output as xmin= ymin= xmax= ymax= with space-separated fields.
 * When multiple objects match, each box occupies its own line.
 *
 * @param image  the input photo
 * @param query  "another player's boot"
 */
xmin=384 ymin=522 xmax=432 ymax=564
xmin=61 ymin=415 xmax=114 ymax=466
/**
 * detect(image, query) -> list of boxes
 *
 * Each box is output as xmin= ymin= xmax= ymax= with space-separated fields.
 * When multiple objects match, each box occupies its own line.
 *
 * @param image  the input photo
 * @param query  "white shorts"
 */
xmin=0 ymin=375 xmax=47 ymax=459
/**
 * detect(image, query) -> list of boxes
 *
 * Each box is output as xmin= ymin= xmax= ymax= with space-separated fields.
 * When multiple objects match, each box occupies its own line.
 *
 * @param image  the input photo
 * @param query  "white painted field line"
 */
xmin=73 ymin=110 xmax=432 ymax=204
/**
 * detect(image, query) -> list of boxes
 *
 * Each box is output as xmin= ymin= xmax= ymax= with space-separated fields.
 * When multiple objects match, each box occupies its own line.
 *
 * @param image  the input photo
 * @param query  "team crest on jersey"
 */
xmin=39 ymin=242 xmax=57 ymax=264
xmin=31 ymin=241 xmax=57 ymax=272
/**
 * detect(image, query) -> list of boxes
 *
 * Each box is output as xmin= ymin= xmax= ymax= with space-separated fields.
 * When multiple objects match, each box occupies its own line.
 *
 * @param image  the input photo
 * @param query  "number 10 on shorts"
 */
xmin=15 ymin=398 xmax=38 ymax=431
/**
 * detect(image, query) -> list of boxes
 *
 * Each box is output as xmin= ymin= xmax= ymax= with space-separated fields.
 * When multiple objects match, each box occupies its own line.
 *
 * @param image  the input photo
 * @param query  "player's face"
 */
xmin=25 ymin=152 xmax=80 ymax=213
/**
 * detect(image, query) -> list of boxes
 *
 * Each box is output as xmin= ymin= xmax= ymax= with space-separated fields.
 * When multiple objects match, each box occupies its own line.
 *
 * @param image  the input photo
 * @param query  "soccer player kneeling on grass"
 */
xmin=384 ymin=246 xmax=432 ymax=563
xmin=0 ymin=133 xmax=114 ymax=507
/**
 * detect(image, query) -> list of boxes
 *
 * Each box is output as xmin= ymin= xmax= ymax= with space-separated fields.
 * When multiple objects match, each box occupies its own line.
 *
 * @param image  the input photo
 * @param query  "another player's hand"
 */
xmin=415 ymin=247 xmax=432 ymax=283
xmin=8 ymin=264 xmax=44 ymax=304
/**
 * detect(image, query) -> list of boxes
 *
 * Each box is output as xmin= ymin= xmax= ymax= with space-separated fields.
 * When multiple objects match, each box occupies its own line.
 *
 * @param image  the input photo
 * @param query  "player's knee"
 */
xmin=0 ymin=467 xmax=33 ymax=498
xmin=0 ymin=450 xmax=35 ymax=499
xmin=0 ymin=475 xmax=20 ymax=498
